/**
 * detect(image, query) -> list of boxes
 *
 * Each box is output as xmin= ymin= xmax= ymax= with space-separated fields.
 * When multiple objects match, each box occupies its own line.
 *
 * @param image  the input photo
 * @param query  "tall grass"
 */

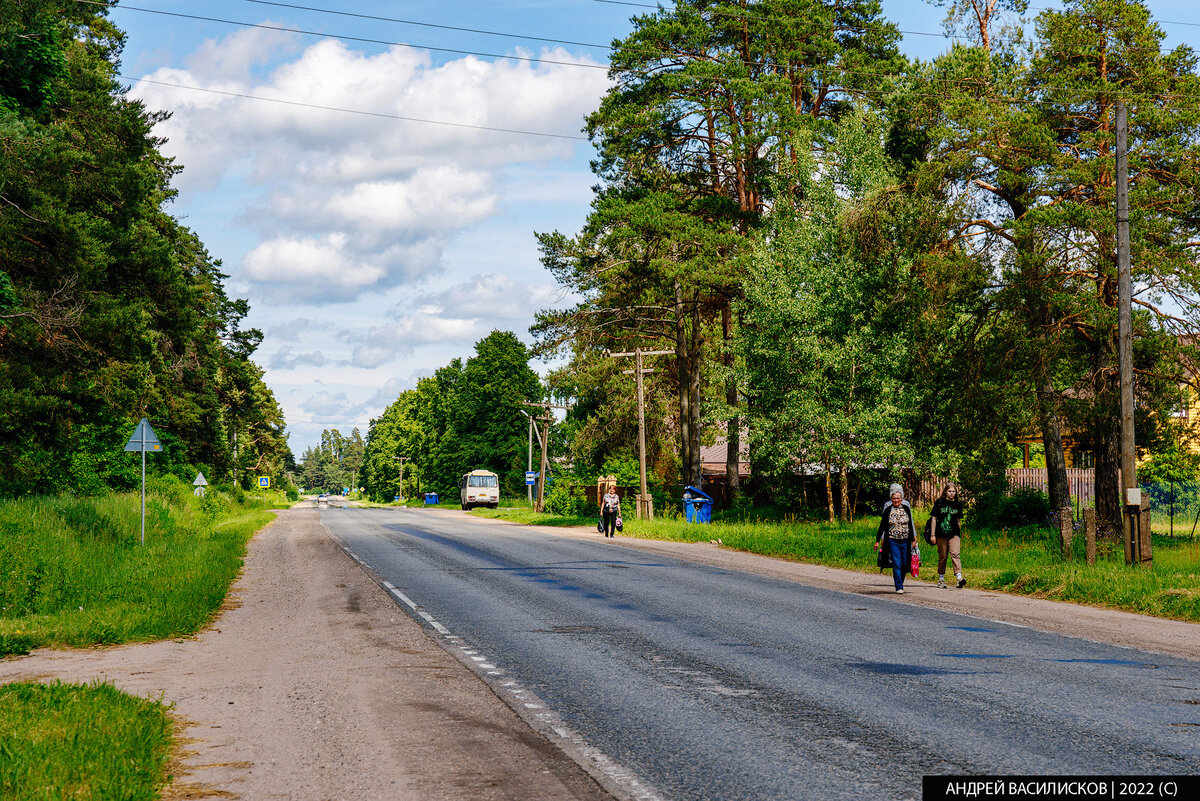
xmin=0 ymin=477 xmax=277 ymax=656
xmin=0 ymin=680 xmax=173 ymax=801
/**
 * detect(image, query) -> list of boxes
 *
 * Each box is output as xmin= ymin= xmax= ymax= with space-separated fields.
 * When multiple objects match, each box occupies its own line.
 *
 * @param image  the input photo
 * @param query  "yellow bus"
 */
xmin=459 ymin=469 xmax=500 ymax=510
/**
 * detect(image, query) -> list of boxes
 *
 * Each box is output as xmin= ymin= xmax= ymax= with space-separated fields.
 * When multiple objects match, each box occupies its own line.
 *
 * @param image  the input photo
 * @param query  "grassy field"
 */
xmin=476 ymin=503 xmax=1200 ymax=622
xmin=0 ymin=479 xmax=284 ymax=800
xmin=0 ymin=680 xmax=173 ymax=801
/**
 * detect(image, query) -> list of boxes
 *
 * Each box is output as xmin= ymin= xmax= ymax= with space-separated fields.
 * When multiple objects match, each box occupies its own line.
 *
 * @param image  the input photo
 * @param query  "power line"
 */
xmin=120 ymin=75 xmax=589 ymax=140
xmin=82 ymin=1 xmax=609 ymax=71
xmin=237 ymin=0 xmax=614 ymax=50
xmin=91 ymin=1 xmax=1200 ymax=113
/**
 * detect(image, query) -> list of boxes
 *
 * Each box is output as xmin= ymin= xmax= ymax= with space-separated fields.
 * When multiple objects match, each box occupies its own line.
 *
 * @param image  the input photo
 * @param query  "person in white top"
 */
xmin=600 ymin=487 xmax=621 ymax=538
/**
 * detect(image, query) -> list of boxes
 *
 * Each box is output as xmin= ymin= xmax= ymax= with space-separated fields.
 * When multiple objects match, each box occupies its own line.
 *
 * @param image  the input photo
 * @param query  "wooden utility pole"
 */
xmin=608 ymin=348 xmax=673 ymax=519
xmin=521 ymin=411 xmax=534 ymax=505
xmin=522 ymin=401 xmax=571 ymax=512
xmin=393 ymin=455 xmax=409 ymax=502
xmin=1116 ymin=100 xmax=1149 ymax=566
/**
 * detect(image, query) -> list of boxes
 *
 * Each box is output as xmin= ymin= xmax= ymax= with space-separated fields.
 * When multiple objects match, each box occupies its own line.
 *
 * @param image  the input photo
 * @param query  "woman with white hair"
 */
xmin=875 ymin=483 xmax=916 ymax=593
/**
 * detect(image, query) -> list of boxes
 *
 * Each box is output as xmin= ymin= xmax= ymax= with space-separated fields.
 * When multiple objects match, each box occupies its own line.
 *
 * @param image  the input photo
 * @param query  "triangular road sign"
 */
xmin=193 ymin=472 xmax=208 ymax=487
xmin=124 ymin=418 xmax=163 ymax=452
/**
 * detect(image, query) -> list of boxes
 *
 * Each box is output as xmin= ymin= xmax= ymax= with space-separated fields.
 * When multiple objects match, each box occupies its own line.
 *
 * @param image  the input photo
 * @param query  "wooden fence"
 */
xmin=1005 ymin=468 xmax=1095 ymax=506
xmin=911 ymin=469 xmax=1095 ymax=508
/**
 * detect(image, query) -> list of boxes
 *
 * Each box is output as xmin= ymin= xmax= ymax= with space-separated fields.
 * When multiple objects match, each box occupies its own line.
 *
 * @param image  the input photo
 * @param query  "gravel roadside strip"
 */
xmin=0 ymin=508 xmax=611 ymax=801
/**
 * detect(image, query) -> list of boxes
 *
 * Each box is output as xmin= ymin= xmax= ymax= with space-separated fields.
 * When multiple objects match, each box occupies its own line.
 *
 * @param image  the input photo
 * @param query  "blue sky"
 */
xmin=108 ymin=1 xmax=1199 ymax=456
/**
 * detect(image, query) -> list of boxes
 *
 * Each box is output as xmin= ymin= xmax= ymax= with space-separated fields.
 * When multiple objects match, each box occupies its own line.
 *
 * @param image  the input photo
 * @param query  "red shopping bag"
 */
xmin=910 ymin=544 xmax=920 ymax=578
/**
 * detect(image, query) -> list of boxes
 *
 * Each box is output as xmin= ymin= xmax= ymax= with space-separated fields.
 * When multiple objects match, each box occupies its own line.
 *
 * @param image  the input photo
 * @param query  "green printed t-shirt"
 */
xmin=934 ymin=499 xmax=964 ymax=538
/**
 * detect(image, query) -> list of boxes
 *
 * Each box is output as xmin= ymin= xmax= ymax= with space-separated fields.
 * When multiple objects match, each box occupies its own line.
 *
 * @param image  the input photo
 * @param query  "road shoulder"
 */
xmin=0 ymin=508 xmax=610 ymax=801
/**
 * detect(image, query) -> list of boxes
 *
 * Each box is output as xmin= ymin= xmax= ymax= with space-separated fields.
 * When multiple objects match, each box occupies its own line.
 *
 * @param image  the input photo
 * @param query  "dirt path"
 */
xmin=4 ymin=509 xmax=1198 ymax=801
xmin=0 ymin=508 xmax=610 ymax=801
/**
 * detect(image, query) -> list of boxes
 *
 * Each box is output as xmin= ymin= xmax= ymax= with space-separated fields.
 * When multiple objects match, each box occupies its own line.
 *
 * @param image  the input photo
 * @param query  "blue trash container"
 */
xmin=682 ymin=485 xmax=713 ymax=523
xmin=424 ymin=492 xmax=439 ymax=505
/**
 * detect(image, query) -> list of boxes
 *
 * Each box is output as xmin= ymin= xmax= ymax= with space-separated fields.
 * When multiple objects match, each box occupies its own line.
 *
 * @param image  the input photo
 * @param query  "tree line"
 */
xmin=533 ymin=0 xmax=1200 ymax=535
xmin=359 ymin=331 xmax=542 ymax=500
xmin=0 ymin=0 xmax=291 ymax=495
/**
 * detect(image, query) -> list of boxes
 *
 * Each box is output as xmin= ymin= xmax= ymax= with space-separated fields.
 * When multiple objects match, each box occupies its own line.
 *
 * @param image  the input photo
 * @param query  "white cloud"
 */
xmin=131 ymin=37 xmax=608 ymax=305
xmin=351 ymin=313 xmax=489 ymax=367
xmin=267 ymin=317 xmax=321 ymax=342
xmin=267 ymin=347 xmax=330 ymax=370
xmin=364 ymin=376 xmax=414 ymax=409
xmin=126 ymin=24 xmax=612 ymax=455
xmin=242 ymin=234 xmax=385 ymax=303
xmin=414 ymin=272 xmax=573 ymax=320
xmin=300 ymin=390 xmax=354 ymax=419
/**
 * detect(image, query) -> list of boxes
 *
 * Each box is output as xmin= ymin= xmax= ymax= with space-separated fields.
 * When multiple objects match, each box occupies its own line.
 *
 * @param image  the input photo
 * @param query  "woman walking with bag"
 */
xmin=600 ymin=486 xmax=621 ymax=538
xmin=875 ymin=483 xmax=916 ymax=593
xmin=931 ymin=484 xmax=966 ymax=588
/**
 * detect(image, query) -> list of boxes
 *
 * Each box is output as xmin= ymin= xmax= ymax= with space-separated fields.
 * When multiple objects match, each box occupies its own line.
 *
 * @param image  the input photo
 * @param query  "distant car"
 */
xmin=317 ymin=493 xmax=329 ymax=509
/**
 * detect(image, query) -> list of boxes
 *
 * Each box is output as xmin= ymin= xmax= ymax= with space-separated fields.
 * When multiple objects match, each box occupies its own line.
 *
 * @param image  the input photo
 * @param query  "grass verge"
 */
xmin=0 ymin=680 xmax=173 ymax=801
xmin=1 ymin=478 xmax=282 ymax=798
xmin=0 ymin=477 xmax=276 ymax=657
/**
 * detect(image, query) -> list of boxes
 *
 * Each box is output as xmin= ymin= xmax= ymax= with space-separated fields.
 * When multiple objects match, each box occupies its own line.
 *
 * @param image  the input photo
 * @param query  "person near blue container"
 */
xmin=875 ymin=483 xmax=916 ymax=593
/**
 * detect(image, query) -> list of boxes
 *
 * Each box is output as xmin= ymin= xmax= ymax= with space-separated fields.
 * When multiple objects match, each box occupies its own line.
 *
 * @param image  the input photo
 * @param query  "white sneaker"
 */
xmin=937 ymin=579 xmax=946 ymax=589
xmin=896 ymin=588 xmax=904 ymax=594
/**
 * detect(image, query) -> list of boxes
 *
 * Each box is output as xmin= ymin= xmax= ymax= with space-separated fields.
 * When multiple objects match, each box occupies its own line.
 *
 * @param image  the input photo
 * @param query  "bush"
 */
xmin=543 ymin=481 xmax=589 ymax=516
xmin=969 ymin=487 xmax=1053 ymax=528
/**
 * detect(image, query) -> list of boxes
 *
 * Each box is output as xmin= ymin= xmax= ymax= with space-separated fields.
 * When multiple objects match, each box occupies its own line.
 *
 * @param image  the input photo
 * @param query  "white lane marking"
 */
xmin=388 ymin=588 xmax=418 ymax=610
xmin=349 ymin=551 xmax=664 ymax=801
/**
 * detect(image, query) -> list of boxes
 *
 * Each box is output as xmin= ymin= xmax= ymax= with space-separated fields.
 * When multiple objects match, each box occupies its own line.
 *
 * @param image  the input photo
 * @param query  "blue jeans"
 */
xmin=888 ymin=539 xmax=907 ymax=590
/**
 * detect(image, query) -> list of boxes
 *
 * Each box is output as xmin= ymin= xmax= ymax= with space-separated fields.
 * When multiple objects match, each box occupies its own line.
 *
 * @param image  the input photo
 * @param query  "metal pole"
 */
xmin=141 ymin=446 xmax=146 ymax=546
xmin=527 ymin=414 xmax=534 ymax=506
xmin=1116 ymin=99 xmax=1144 ymax=564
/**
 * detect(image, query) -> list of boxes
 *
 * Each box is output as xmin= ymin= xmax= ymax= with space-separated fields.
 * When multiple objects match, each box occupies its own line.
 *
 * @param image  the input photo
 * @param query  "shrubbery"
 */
xmin=543 ymin=480 xmax=590 ymax=516
xmin=968 ymin=487 xmax=1053 ymax=529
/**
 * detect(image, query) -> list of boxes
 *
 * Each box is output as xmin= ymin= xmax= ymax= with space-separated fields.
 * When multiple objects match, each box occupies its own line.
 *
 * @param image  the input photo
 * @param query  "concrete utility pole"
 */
xmin=607 ymin=348 xmax=673 ymax=519
xmin=521 ymin=401 xmax=571 ymax=512
xmin=1115 ymin=100 xmax=1150 ymax=566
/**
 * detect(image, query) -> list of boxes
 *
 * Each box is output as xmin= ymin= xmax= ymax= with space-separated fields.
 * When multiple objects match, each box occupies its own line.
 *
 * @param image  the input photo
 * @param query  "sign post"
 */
xmin=124 ymin=418 xmax=162 ymax=545
xmin=193 ymin=472 xmax=208 ymax=498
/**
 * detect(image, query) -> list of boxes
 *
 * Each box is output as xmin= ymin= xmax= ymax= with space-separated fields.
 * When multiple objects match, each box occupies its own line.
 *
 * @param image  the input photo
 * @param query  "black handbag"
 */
xmin=597 ymin=516 xmax=604 ymax=533
xmin=876 ymin=542 xmax=893 ymax=571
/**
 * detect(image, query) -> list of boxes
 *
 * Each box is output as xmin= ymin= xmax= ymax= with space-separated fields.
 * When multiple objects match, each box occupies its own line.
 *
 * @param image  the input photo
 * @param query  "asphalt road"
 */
xmin=319 ymin=507 xmax=1200 ymax=801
